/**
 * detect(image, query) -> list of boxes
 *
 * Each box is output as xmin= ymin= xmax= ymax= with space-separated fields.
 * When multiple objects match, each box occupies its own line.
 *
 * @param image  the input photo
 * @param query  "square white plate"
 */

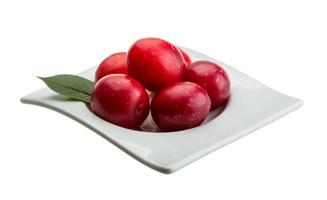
xmin=21 ymin=47 xmax=302 ymax=174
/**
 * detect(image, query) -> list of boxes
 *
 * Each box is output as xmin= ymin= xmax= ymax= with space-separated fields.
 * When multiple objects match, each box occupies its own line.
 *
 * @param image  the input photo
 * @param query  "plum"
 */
xmin=91 ymin=74 xmax=149 ymax=129
xmin=185 ymin=60 xmax=230 ymax=109
xmin=127 ymin=38 xmax=185 ymax=92
xmin=95 ymin=52 xmax=128 ymax=82
xmin=151 ymin=82 xmax=211 ymax=131
xmin=178 ymin=48 xmax=192 ymax=66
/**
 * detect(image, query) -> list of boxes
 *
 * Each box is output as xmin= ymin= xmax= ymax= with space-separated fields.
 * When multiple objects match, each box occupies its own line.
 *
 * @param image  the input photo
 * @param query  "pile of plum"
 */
xmin=91 ymin=38 xmax=230 ymax=132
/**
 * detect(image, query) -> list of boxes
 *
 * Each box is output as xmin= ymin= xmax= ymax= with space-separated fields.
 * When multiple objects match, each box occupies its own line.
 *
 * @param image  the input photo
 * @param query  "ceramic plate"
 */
xmin=21 ymin=47 xmax=302 ymax=174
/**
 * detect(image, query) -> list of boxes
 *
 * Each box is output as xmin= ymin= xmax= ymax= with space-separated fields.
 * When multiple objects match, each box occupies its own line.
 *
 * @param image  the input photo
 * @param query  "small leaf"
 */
xmin=38 ymin=74 xmax=94 ymax=103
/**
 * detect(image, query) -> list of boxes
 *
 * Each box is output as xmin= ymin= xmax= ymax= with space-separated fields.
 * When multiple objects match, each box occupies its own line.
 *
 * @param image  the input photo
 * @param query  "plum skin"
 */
xmin=151 ymin=82 xmax=211 ymax=132
xmin=127 ymin=38 xmax=186 ymax=92
xmin=95 ymin=52 xmax=128 ymax=82
xmin=185 ymin=60 xmax=230 ymax=109
xmin=91 ymin=74 xmax=150 ymax=129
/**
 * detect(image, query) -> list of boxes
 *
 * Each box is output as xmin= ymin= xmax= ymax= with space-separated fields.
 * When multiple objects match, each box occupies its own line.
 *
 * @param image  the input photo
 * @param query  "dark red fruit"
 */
xmin=91 ymin=74 xmax=149 ymax=129
xmin=185 ymin=60 xmax=230 ymax=109
xmin=95 ymin=52 xmax=128 ymax=82
xmin=178 ymin=48 xmax=192 ymax=66
xmin=151 ymin=82 xmax=211 ymax=132
xmin=127 ymin=38 xmax=186 ymax=92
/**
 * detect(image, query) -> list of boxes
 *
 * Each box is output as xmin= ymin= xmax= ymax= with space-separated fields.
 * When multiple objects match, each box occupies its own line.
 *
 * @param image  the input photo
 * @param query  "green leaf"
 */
xmin=38 ymin=74 xmax=94 ymax=103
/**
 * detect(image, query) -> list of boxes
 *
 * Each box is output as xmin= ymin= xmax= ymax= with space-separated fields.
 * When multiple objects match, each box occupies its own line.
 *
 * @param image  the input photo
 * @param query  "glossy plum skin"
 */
xmin=151 ymin=82 xmax=211 ymax=132
xmin=185 ymin=60 xmax=230 ymax=109
xmin=178 ymin=48 xmax=192 ymax=66
xmin=127 ymin=38 xmax=186 ymax=92
xmin=95 ymin=52 xmax=128 ymax=82
xmin=91 ymin=74 xmax=150 ymax=129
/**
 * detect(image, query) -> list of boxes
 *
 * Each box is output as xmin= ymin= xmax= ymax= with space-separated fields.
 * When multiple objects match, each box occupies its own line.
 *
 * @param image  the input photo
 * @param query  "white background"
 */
xmin=1 ymin=0 xmax=326 ymax=199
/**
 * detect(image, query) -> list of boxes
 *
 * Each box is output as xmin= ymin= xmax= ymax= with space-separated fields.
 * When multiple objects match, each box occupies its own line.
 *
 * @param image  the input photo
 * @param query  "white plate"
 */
xmin=21 ymin=47 xmax=302 ymax=174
